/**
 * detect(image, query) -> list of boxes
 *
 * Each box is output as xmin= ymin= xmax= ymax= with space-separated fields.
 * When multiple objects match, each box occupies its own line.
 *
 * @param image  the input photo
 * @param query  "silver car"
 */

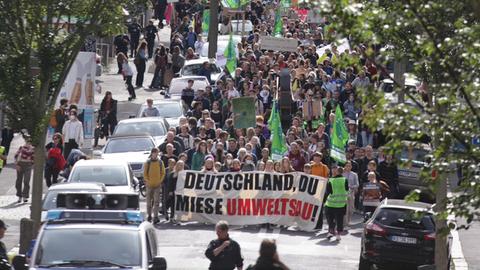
xmin=113 ymin=117 xmax=168 ymax=146
xmin=136 ymin=99 xmax=185 ymax=128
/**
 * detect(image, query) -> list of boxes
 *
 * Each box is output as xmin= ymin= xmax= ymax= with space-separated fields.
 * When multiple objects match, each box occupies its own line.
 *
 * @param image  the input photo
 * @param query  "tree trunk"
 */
xmin=208 ymin=0 xmax=219 ymax=59
xmin=435 ymin=174 xmax=449 ymax=270
xmin=30 ymin=126 xmax=47 ymax=231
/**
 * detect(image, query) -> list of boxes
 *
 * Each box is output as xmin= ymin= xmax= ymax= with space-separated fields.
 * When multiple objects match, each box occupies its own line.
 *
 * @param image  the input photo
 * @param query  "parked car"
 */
xmin=179 ymin=58 xmax=224 ymax=83
xmin=360 ymin=199 xmax=452 ymax=269
xmin=200 ymin=35 xmax=241 ymax=58
xmin=66 ymin=159 xmax=138 ymax=193
xmin=93 ymin=134 xmax=156 ymax=179
xmin=113 ymin=117 xmax=168 ymax=145
xmin=164 ymin=75 xmax=210 ymax=98
xmin=41 ymin=182 xmax=107 ymax=222
xmin=397 ymin=140 xmax=433 ymax=200
xmin=136 ymin=99 xmax=185 ymax=128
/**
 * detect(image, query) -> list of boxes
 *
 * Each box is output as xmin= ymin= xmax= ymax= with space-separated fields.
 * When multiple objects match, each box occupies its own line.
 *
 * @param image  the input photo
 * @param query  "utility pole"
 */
xmin=208 ymin=0 xmax=219 ymax=59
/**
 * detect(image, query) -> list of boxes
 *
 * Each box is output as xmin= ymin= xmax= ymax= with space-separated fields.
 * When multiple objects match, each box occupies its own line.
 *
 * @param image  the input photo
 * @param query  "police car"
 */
xmin=15 ymin=192 xmax=167 ymax=270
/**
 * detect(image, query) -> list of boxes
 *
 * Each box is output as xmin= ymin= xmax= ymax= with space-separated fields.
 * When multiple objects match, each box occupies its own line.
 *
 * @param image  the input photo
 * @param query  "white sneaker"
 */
xmin=326 ymin=232 xmax=334 ymax=239
xmin=336 ymin=234 xmax=341 ymax=241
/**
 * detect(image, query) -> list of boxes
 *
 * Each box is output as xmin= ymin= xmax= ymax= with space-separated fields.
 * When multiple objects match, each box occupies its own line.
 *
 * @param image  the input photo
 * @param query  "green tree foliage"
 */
xmin=315 ymin=0 xmax=479 ymax=268
xmin=0 ymin=0 xmax=145 ymax=227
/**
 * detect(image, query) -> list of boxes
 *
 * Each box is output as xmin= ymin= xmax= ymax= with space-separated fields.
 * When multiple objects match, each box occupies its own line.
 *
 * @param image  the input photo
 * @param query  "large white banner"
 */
xmin=57 ymin=52 xmax=96 ymax=109
xmin=175 ymin=171 xmax=328 ymax=231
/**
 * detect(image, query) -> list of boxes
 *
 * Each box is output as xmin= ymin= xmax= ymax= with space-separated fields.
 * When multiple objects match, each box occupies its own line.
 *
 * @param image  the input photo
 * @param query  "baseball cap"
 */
xmin=0 ymin=219 xmax=8 ymax=229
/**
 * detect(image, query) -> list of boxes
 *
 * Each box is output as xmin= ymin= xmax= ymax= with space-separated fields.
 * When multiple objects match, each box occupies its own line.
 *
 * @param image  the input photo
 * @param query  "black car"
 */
xmin=359 ymin=199 xmax=451 ymax=270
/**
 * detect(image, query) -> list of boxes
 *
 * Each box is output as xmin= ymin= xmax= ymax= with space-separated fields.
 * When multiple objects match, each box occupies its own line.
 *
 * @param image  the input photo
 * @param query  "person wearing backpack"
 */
xmin=143 ymin=147 xmax=166 ymax=224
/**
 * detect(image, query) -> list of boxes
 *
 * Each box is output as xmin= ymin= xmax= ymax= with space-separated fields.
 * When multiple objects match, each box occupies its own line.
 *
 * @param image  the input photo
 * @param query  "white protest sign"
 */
xmin=260 ymin=36 xmax=299 ymax=52
xmin=175 ymin=170 xmax=328 ymax=231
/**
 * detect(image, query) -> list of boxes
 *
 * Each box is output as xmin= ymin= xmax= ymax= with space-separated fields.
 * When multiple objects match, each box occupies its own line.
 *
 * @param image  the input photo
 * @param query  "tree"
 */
xmin=0 ymin=0 xmax=145 ymax=230
xmin=314 ymin=0 xmax=480 ymax=269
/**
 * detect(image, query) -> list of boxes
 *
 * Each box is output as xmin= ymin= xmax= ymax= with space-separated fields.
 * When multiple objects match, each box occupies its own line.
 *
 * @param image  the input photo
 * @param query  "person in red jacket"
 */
xmin=45 ymin=134 xmax=66 ymax=187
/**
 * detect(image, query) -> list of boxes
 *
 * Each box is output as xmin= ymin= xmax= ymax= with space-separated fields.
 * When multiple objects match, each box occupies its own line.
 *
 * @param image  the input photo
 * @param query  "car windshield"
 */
xmin=182 ymin=64 xmax=220 ymax=76
xmin=139 ymin=103 xmax=183 ymax=118
xmin=168 ymin=79 xmax=209 ymax=95
xmin=35 ymin=228 xmax=141 ymax=267
xmin=69 ymin=166 xmax=127 ymax=186
xmin=105 ymin=137 xmax=154 ymax=153
xmin=114 ymin=122 xmax=166 ymax=137
xmin=374 ymin=208 xmax=435 ymax=230
xmin=42 ymin=189 xmax=99 ymax=210
xmin=400 ymin=146 xmax=430 ymax=167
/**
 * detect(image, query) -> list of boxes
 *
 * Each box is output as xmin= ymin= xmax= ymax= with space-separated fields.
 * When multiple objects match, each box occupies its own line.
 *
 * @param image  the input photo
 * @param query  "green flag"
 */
xmin=202 ymin=9 xmax=210 ymax=34
xmin=224 ymin=33 xmax=236 ymax=78
xmin=330 ymin=105 xmax=349 ymax=164
xmin=268 ymin=101 xmax=288 ymax=160
xmin=221 ymin=0 xmax=248 ymax=8
xmin=273 ymin=9 xmax=283 ymax=37
xmin=281 ymin=0 xmax=291 ymax=8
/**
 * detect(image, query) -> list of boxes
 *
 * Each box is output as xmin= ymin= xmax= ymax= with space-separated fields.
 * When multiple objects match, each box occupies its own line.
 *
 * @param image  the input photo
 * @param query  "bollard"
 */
xmin=19 ymin=218 xmax=34 ymax=255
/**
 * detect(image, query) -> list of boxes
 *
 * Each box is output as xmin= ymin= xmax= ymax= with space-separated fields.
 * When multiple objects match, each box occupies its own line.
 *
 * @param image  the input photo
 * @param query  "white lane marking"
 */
xmin=447 ymin=192 xmax=469 ymax=270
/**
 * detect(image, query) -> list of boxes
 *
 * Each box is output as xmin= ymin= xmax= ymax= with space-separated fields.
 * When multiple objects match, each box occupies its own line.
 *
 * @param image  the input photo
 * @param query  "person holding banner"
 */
xmin=324 ymin=166 xmax=349 ymax=241
xmin=205 ymin=221 xmax=244 ymax=270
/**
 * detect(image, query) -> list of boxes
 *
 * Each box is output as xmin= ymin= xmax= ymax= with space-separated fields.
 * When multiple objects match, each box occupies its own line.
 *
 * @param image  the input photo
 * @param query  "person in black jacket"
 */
xmin=99 ymin=91 xmax=118 ymax=138
xmin=128 ymin=19 xmax=142 ymax=58
xmin=164 ymin=160 xmax=183 ymax=222
xmin=247 ymin=239 xmax=290 ymax=270
xmin=378 ymin=154 xmax=399 ymax=198
xmin=205 ymin=221 xmax=243 ymax=270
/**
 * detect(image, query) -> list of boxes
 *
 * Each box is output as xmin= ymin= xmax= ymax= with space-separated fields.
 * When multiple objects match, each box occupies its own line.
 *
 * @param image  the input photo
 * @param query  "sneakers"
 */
xmin=17 ymin=197 xmax=22 ymax=203
xmin=23 ymin=198 xmax=28 ymax=203
xmin=335 ymin=234 xmax=341 ymax=241
xmin=326 ymin=232 xmax=334 ymax=239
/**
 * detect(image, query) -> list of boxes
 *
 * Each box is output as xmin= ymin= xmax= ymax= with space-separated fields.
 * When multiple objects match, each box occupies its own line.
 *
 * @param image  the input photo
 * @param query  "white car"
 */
xmin=113 ymin=117 xmax=168 ymax=146
xmin=227 ymin=20 xmax=253 ymax=34
xmin=180 ymin=58 xmax=224 ymax=83
xmin=200 ymin=35 xmax=241 ymax=58
xmin=136 ymin=99 xmax=185 ymax=128
xmin=41 ymin=182 xmax=107 ymax=222
xmin=93 ymin=134 xmax=156 ymax=179
xmin=66 ymin=159 xmax=138 ymax=193
xmin=165 ymin=75 xmax=210 ymax=98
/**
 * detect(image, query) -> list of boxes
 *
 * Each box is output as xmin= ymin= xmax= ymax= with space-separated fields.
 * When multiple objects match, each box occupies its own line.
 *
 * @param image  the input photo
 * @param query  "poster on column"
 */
xmin=174 ymin=171 xmax=328 ymax=231
xmin=57 ymin=52 xmax=96 ymax=109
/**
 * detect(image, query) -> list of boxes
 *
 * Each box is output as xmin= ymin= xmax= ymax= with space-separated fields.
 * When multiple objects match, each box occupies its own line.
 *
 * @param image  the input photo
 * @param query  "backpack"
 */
xmin=146 ymin=159 xmax=165 ymax=176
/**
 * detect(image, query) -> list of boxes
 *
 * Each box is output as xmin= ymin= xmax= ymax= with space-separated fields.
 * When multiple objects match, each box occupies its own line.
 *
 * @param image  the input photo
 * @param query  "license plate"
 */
xmin=391 ymin=236 xmax=417 ymax=244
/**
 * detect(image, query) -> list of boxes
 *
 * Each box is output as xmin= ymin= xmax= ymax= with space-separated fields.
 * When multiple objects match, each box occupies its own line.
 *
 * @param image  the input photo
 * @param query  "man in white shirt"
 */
xmin=62 ymin=110 xmax=84 ymax=159
xmin=141 ymin=98 xmax=160 ymax=117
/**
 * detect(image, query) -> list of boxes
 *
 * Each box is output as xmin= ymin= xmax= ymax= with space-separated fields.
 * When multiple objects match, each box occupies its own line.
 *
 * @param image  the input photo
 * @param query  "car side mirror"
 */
xmin=363 ymin=212 xmax=373 ymax=222
xmin=149 ymin=256 xmax=167 ymax=270
xmin=92 ymin=150 xmax=102 ymax=158
xmin=12 ymin=255 xmax=28 ymax=270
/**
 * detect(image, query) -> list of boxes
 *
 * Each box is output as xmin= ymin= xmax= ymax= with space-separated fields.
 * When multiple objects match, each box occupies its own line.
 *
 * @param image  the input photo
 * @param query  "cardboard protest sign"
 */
xmin=174 ymin=171 xmax=328 ymax=231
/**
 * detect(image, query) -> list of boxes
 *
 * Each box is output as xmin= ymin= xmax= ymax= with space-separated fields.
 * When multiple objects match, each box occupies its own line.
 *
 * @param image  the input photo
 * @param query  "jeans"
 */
xmin=135 ymin=60 xmax=146 ymax=86
xmin=45 ymin=166 xmax=59 ymax=187
xmin=125 ymin=76 xmax=136 ymax=98
xmin=326 ymin=206 xmax=346 ymax=234
xmin=146 ymin=185 xmax=162 ymax=218
xmin=16 ymin=161 xmax=33 ymax=198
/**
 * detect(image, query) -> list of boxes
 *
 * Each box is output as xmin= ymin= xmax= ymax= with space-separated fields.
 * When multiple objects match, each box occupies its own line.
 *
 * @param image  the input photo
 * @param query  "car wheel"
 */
xmin=359 ymin=252 xmax=372 ymax=270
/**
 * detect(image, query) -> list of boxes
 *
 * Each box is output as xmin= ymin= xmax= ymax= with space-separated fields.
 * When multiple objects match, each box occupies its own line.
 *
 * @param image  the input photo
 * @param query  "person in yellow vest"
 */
xmin=0 ymin=146 xmax=6 ymax=173
xmin=143 ymin=147 xmax=166 ymax=224
xmin=324 ymin=165 xmax=349 ymax=241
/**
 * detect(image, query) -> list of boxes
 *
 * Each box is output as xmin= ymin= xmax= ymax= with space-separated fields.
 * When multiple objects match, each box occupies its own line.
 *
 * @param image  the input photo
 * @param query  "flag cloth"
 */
xmin=202 ymin=9 xmax=210 ymax=34
xmin=317 ymin=53 xmax=328 ymax=65
xmin=281 ymin=0 xmax=291 ymax=8
xmin=268 ymin=100 xmax=288 ymax=160
xmin=224 ymin=33 xmax=236 ymax=78
xmin=221 ymin=0 xmax=247 ymax=9
xmin=273 ymin=9 xmax=283 ymax=37
xmin=330 ymin=105 xmax=349 ymax=164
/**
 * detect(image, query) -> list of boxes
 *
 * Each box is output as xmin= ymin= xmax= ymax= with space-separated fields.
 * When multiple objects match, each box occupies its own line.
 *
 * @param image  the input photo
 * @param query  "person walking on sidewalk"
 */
xmin=44 ymin=133 xmax=65 ymax=187
xmin=324 ymin=165 xmax=349 ymax=241
xmin=343 ymin=160 xmax=359 ymax=228
xmin=62 ymin=109 xmax=84 ymax=159
xmin=118 ymin=52 xmax=136 ymax=101
xmin=128 ymin=18 xmax=142 ymax=58
xmin=144 ymin=20 xmax=159 ymax=59
xmin=134 ymin=41 xmax=148 ymax=88
xmin=143 ymin=148 xmax=166 ymax=224
xmin=0 ymin=220 xmax=8 ymax=261
xmin=14 ymin=134 xmax=34 ymax=203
